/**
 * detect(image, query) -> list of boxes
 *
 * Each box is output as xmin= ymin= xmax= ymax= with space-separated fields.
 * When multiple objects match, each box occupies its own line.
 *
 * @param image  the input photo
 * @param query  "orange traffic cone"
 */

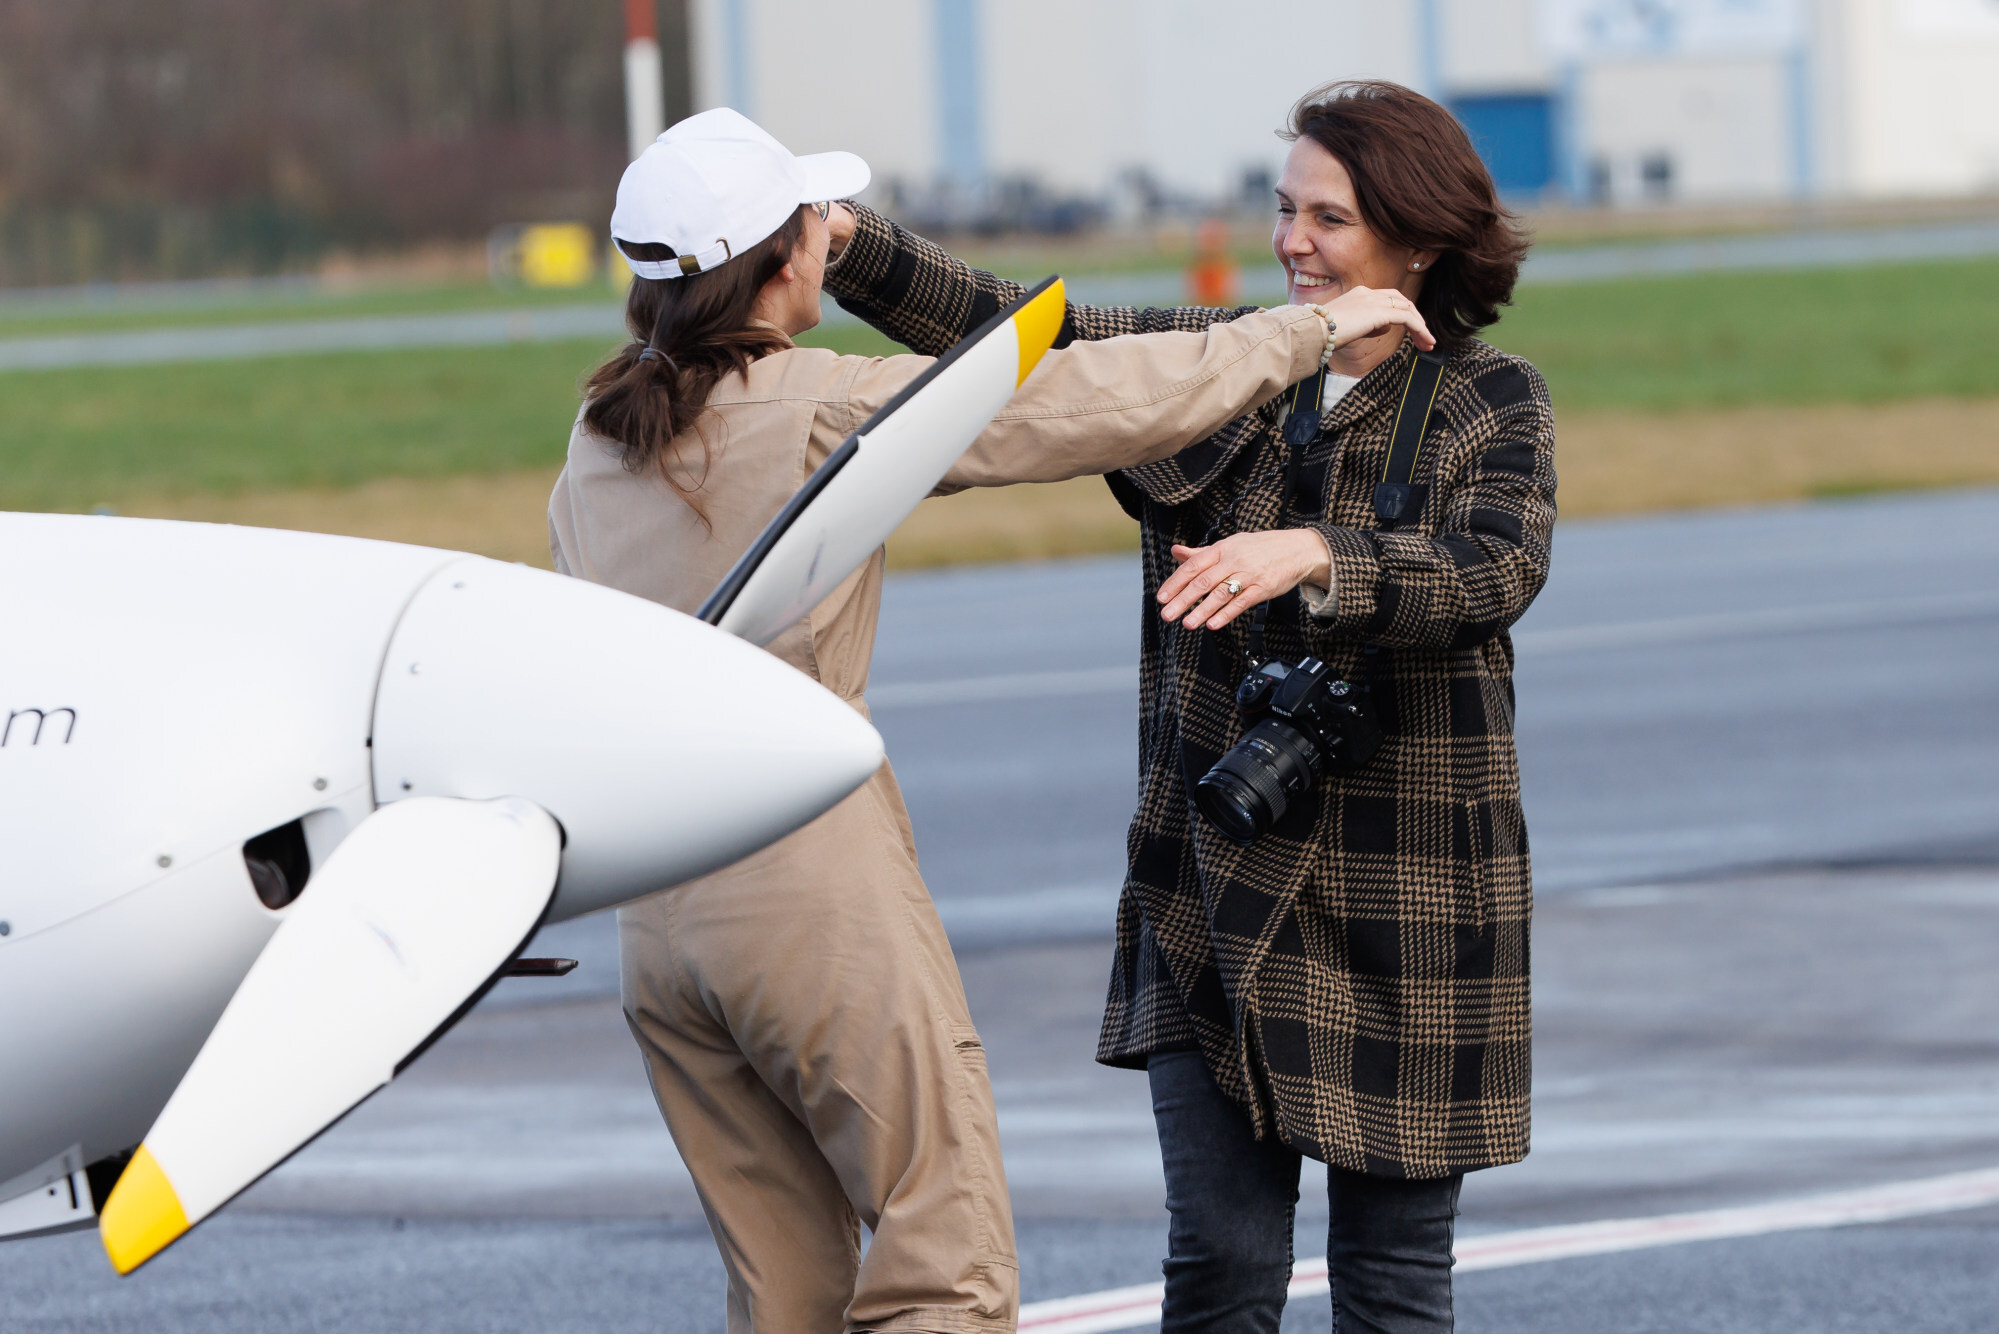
xmin=1186 ymin=219 xmax=1240 ymax=307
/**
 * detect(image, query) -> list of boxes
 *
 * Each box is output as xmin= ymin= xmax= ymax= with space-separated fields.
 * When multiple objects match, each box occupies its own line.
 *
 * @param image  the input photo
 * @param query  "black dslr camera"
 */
xmin=1194 ymin=657 xmax=1383 ymax=844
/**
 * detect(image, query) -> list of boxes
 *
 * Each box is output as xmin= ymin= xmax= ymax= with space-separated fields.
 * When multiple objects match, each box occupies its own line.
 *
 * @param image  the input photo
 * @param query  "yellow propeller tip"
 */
xmin=1012 ymin=277 xmax=1066 ymax=386
xmin=99 ymin=1145 xmax=189 ymax=1275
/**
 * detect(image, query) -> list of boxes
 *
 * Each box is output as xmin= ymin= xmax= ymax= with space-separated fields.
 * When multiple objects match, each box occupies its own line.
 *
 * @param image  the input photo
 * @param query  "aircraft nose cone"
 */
xmin=370 ymin=558 xmax=884 ymax=918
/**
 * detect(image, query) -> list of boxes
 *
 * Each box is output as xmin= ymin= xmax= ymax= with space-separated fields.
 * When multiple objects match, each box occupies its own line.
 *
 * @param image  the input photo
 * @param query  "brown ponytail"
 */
xmin=583 ymin=207 xmax=809 ymax=520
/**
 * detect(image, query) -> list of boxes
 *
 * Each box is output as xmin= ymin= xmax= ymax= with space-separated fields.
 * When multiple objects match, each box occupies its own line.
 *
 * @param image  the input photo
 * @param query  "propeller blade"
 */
xmin=98 ymin=796 xmax=560 ymax=1274
xmin=699 ymin=276 xmax=1067 ymax=645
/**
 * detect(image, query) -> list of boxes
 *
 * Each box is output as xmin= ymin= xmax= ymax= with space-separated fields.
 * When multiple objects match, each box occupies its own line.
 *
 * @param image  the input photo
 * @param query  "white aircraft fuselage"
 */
xmin=0 ymin=272 xmax=1067 ymax=1271
xmin=0 ymin=513 xmax=884 ymax=1226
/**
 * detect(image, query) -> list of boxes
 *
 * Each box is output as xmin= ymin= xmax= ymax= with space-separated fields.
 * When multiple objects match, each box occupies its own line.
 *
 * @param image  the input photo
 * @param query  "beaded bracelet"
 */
xmin=1311 ymin=303 xmax=1338 ymax=370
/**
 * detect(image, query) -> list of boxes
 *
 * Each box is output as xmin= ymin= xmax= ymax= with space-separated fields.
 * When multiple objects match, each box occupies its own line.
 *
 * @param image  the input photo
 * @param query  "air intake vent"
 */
xmin=243 ymin=819 xmax=311 ymax=910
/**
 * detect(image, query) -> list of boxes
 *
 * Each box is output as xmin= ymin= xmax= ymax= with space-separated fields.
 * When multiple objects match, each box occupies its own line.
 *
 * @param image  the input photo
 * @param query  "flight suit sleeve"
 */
xmin=940 ymin=305 xmax=1324 ymax=490
xmin=830 ymin=305 xmax=1321 ymax=494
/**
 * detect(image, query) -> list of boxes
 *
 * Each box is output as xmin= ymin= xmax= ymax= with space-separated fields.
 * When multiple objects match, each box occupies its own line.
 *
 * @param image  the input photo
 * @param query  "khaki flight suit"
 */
xmin=548 ymin=303 xmax=1323 ymax=1334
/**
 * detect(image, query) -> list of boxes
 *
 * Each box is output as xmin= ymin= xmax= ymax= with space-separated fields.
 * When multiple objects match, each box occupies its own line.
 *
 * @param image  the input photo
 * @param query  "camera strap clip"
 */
xmin=1278 ymin=369 xmax=1326 ymax=519
xmin=1282 ymin=370 xmax=1327 ymax=451
xmin=1373 ymin=348 xmax=1447 ymax=530
xmin=1244 ymin=602 xmax=1271 ymax=668
xmin=1234 ymin=370 xmax=1335 ymax=669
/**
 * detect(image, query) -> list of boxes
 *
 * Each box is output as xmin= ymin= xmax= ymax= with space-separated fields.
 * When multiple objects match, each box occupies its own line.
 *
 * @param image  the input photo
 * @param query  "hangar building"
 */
xmin=678 ymin=0 xmax=1999 ymax=211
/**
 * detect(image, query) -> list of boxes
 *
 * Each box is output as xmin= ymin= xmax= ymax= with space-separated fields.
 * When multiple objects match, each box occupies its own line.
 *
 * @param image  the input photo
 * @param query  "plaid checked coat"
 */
xmin=826 ymin=205 xmax=1557 ymax=1178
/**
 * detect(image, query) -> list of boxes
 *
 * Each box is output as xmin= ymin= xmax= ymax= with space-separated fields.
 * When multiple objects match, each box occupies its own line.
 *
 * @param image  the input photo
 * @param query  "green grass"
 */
xmin=797 ymin=322 xmax=906 ymax=356
xmin=0 ymin=337 xmax=622 ymax=511
xmin=823 ymin=255 xmax=1999 ymax=412
xmin=0 ymin=322 xmax=903 ymax=513
xmin=0 ymin=280 xmax=621 ymax=339
xmin=4 ymin=255 xmax=1995 ymax=514
xmin=1486 ymin=257 xmax=1999 ymax=411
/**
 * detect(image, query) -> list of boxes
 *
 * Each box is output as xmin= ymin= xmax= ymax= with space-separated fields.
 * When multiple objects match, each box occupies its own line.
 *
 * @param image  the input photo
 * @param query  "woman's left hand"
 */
xmin=1158 ymin=529 xmax=1332 ymax=630
xmin=826 ymin=202 xmax=857 ymax=259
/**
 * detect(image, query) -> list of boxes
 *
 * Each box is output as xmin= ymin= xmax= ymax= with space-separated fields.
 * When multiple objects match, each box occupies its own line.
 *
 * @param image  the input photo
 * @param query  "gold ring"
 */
xmin=1225 ymin=579 xmax=1243 ymax=596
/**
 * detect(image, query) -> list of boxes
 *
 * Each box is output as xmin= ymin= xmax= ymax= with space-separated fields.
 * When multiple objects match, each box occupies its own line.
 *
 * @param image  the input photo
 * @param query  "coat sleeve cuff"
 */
xmin=1306 ymin=523 xmax=1381 ymax=633
xmin=1299 ymin=528 xmax=1338 ymax=619
xmin=1276 ymin=303 xmax=1331 ymax=385
xmin=822 ymin=201 xmax=894 ymax=299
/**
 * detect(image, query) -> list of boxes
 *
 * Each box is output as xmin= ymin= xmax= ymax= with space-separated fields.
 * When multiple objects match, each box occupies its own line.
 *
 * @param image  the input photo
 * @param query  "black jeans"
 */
xmin=1148 ymin=1051 xmax=1463 ymax=1334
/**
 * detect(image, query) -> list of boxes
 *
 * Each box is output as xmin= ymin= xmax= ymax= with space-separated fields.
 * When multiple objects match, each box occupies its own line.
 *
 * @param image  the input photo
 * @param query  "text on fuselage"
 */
xmin=3 ymin=708 xmax=78 ymax=746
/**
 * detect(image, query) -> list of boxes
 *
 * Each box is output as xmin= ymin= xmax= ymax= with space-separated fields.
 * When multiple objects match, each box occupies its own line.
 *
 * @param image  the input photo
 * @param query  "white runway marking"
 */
xmin=870 ymin=587 xmax=1999 ymax=712
xmin=1513 ymin=587 xmax=1999 ymax=655
xmin=869 ymin=665 xmax=1132 ymax=708
xmin=1016 ymin=1165 xmax=1999 ymax=1333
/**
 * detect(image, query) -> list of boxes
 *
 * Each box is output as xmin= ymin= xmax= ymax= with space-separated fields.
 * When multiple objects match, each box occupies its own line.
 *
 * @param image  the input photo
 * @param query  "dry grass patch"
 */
xmin=887 ymin=476 xmax=1138 ymax=566
xmin=125 ymin=471 xmax=570 ymax=568
xmin=116 ymin=472 xmax=1138 ymax=571
xmin=111 ymin=398 xmax=1999 ymax=568
xmin=1557 ymin=397 xmax=1999 ymax=516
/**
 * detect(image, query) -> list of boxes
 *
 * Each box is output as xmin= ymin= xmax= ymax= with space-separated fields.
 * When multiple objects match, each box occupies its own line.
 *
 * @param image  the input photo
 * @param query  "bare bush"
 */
xmin=0 ymin=0 xmax=688 ymax=284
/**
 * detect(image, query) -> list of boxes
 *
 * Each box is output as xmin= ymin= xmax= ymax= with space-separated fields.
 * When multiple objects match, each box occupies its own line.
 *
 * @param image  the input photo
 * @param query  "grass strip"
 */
xmin=1487 ymin=257 xmax=1999 ymax=410
xmin=825 ymin=254 xmax=1999 ymax=410
xmin=101 ymin=398 xmax=1999 ymax=573
xmin=5 ymin=256 xmax=1995 ymax=518
xmin=0 ymin=337 xmax=619 ymax=512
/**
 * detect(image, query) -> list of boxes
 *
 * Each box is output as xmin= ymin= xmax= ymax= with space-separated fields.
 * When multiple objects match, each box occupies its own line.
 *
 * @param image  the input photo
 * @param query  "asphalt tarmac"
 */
xmin=10 ymin=488 xmax=1999 ymax=1331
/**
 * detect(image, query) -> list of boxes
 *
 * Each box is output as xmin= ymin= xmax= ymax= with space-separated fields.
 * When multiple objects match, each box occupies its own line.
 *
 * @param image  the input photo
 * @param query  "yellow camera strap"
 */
xmin=1373 ymin=348 xmax=1447 ymax=530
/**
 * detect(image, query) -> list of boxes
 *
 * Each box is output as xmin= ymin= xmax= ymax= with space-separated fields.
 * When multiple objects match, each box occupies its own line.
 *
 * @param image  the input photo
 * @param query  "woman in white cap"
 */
xmin=548 ymin=107 xmax=1432 ymax=1334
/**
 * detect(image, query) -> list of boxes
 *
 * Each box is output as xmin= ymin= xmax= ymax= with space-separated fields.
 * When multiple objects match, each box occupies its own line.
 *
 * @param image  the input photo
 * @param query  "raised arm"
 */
xmin=947 ymin=305 xmax=1326 ymax=487
xmin=823 ymin=202 xmax=1262 ymax=354
xmin=834 ymin=305 xmax=1324 ymax=492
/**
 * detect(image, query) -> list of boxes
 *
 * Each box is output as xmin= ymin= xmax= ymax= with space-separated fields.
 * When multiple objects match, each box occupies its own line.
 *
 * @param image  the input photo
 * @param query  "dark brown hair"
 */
xmin=1284 ymin=81 xmax=1529 ymax=348
xmin=582 ymin=207 xmax=809 ymax=519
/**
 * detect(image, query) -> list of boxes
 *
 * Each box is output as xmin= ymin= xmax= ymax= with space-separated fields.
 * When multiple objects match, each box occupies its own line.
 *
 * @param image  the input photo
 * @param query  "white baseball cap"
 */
xmin=610 ymin=108 xmax=871 ymax=280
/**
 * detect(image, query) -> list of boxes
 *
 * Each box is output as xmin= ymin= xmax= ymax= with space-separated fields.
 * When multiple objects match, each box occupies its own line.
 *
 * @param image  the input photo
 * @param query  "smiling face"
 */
xmin=1272 ymin=135 xmax=1427 ymax=307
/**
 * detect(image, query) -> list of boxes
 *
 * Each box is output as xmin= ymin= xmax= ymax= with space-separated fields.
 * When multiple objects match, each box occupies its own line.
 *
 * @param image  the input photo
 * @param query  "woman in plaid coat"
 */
xmin=825 ymin=81 xmax=1556 ymax=1332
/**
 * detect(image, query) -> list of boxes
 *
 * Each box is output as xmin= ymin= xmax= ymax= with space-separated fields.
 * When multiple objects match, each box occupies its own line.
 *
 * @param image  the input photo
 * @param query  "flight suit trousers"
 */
xmin=618 ymin=780 xmax=1018 ymax=1334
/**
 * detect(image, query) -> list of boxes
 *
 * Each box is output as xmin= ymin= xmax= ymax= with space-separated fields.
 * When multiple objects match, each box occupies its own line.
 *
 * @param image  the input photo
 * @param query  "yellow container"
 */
xmin=519 ymin=223 xmax=596 ymax=288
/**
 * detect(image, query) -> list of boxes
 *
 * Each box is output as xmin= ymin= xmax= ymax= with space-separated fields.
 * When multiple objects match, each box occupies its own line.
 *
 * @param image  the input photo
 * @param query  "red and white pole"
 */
xmin=624 ymin=0 xmax=665 ymax=159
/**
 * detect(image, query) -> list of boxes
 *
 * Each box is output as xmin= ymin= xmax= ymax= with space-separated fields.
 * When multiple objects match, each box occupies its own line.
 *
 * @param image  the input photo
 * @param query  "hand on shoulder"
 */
xmin=1314 ymin=286 xmax=1434 ymax=353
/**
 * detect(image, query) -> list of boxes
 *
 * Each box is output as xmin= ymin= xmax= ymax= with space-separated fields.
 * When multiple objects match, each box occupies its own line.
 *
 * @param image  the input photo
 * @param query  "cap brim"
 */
xmin=795 ymin=150 xmax=871 ymax=203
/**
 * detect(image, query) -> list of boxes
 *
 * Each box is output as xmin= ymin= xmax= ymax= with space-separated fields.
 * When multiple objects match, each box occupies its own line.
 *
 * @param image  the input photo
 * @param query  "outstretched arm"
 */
xmin=823 ymin=202 xmax=1258 ymax=354
xmin=946 ymin=305 xmax=1328 ymax=488
xmin=833 ymin=304 xmax=1327 ymax=490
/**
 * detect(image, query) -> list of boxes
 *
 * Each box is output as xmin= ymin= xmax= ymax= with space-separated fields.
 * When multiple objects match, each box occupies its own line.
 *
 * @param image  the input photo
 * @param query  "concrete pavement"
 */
xmin=8 ymin=488 xmax=1998 ymax=1331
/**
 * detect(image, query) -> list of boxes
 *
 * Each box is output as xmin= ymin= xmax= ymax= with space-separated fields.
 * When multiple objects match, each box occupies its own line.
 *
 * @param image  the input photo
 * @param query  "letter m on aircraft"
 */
xmin=2 ymin=707 xmax=77 ymax=746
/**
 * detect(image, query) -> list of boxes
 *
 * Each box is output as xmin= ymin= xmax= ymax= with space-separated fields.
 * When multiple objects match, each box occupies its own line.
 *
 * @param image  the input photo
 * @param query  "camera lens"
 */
xmin=1195 ymin=768 xmax=1266 ymax=843
xmin=1195 ymin=718 xmax=1320 ymax=844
